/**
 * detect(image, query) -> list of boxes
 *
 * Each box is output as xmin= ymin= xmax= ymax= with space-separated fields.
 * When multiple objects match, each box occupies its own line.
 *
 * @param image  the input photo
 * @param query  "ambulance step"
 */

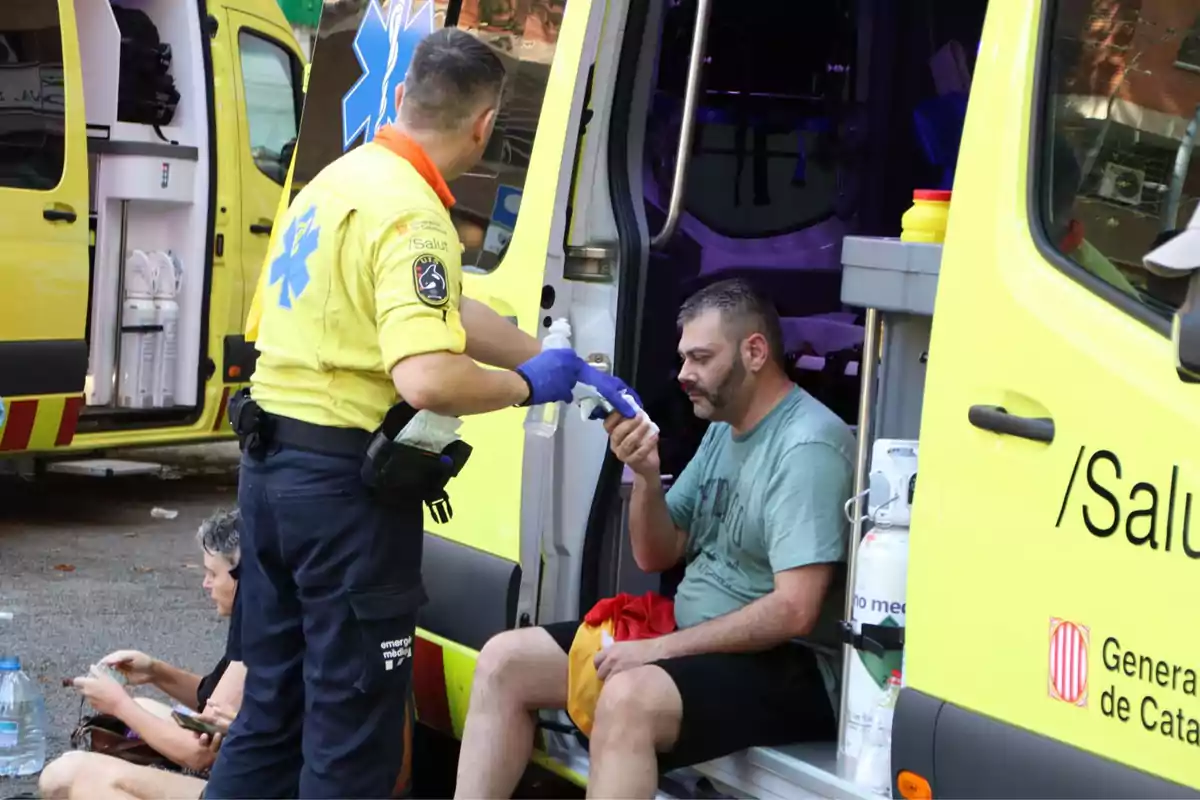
xmin=45 ymin=459 xmax=163 ymax=478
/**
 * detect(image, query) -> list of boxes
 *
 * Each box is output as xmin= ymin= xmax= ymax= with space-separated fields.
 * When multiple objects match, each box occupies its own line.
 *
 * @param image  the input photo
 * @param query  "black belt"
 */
xmin=227 ymin=389 xmax=472 ymax=523
xmin=268 ymin=414 xmax=372 ymax=459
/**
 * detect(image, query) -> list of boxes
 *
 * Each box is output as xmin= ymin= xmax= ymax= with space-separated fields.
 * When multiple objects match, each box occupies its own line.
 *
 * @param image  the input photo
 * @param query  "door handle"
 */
xmin=43 ymin=207 xmax=77 ymax=223
xmin=968 ymin=405 xmax=1055 ymax=443
xmin=249 ymin=222 xmax=273 ymax=235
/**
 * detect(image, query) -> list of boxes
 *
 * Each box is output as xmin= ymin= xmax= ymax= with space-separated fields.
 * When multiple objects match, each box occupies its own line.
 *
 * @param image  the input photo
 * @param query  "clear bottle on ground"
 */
xmin=853 ymin=669 xmax=902 ymax=797
xmin=0 ymin=613 xmax=47 ymax=777
xmin=524 ymin=318 xmax=573 ymax=438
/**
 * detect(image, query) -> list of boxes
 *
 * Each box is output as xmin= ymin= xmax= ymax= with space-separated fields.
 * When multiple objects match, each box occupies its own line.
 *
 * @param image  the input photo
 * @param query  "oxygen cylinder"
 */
xmin=151 ymin=251 xmax=181 ymax=408
xmin=866 ymin=439 xmax=918 ymax=528
xmin=118 ymin=251 xmax=159 ymax=409
xmin=842 ymin=527 xmax=908 ymax=762
xmin=842 ymin=439 xmax=917 ymax=762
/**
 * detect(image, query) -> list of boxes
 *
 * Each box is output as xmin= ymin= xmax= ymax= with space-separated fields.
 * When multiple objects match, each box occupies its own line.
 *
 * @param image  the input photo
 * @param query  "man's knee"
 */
xmin=594 ymin=670 xmax=654 ymax=726
xmin=470 ymin=626 xmax=569 ymax=712
xmin=473 ymin=629 xmax=532 ymax=692
xmin=592 ymin=667 xmax=682 ymax=751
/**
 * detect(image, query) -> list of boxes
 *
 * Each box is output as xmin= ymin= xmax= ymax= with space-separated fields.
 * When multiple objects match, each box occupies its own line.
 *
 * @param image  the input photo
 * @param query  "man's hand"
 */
xmin=605 ymin=412 xmax=660 ymax=477
xmin=99 ymin=650 xmax=156 ymax=686
xmin=594 ymin=638 xmax=666 ymax=681
xmin=73 ymin=667 xmax=133 ymax=716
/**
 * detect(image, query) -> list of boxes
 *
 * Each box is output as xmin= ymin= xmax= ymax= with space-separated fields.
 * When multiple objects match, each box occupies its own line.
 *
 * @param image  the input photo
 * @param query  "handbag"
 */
xmin=69 ymin=710 xmax=180 ymax=771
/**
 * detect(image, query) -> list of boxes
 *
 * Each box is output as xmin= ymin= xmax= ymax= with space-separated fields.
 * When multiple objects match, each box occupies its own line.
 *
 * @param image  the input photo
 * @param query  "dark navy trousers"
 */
xmin=203 ymin=445 xmax=426 ymax=799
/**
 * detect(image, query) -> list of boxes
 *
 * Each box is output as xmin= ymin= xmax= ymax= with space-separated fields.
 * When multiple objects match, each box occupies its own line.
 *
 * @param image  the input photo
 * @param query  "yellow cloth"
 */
xmin=247 ymin=142 xmax=466 ymax=432
xmin=566 ymin=618 xmax=615 ymax=737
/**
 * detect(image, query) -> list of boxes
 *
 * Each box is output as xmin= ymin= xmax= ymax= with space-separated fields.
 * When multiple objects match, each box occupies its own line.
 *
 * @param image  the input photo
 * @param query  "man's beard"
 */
xmin=684 ymin=355 xmax=746 ymax=418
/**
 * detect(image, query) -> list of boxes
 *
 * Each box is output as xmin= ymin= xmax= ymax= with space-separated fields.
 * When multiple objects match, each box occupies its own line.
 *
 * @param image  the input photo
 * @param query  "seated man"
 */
xmin=455 ymin=278 xmax=855 ymax=799
xmin=39 ymin=508 xmax=246 ymax=800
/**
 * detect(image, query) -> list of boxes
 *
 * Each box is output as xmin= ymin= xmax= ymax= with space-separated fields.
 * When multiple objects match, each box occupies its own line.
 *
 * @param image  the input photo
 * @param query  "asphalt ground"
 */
xmin=0 ymin=443 xmax=578 ymax=799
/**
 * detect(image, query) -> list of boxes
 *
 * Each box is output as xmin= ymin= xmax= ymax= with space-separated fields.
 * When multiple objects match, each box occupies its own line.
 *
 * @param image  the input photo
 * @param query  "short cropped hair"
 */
xmin=678 ymin=278 xmax=786 ymax=367
xmin=401 ymin=28 xmax=506 ymax=132
xmin=197 ymin=507 xmax=241 ymax=568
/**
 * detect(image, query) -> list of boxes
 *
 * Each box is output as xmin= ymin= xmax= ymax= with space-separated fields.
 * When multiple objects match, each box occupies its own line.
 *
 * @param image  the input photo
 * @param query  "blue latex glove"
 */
xmin=577 ymin=364 xmax=641 ymax=420
xmin=515 ymin=348 xmax=586 ymax=406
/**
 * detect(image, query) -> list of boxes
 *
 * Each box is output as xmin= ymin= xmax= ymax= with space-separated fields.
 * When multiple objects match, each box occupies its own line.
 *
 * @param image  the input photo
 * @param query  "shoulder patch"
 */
xmin=413 ymin=253 xmax=450 ymax=307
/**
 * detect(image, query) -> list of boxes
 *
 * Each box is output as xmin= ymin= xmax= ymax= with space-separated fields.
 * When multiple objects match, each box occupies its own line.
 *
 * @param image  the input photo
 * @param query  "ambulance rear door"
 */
xmin=0 ymin=0 xmax=89 ymax=449
xmin=898 ymin=0 xmax=1200 ymax=794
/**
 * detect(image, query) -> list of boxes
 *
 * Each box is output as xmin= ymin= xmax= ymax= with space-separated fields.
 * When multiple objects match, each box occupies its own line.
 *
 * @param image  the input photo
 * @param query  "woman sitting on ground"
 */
xmin=39 ymin=507 xmax=245 ymax=800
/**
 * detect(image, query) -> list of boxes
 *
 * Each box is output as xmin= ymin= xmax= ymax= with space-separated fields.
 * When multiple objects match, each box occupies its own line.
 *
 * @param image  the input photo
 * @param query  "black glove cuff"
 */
xmin=514 ymin=368 xmax=535 ymax=408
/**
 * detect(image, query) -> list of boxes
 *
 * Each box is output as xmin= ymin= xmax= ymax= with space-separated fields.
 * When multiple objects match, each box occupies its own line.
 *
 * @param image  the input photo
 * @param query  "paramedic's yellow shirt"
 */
xmin=250 ymin=137 xmax=465 ymax=432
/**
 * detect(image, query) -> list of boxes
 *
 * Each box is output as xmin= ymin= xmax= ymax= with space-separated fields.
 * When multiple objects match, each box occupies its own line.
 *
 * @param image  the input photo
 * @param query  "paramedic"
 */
xmin=456 ymin=278 xmax=855 ymax=799
xmin=203 ymin=28 xmax=637 ymax=800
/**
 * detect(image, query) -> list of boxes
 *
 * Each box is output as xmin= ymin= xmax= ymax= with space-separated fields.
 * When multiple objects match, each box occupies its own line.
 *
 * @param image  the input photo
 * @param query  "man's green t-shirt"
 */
xmin=665 ymin=386 xmax=855 ymax=713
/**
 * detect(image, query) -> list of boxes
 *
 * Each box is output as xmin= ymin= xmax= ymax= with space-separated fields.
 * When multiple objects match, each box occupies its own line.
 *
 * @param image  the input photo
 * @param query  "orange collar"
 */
xmin=1060 ymin=218 xmax=1084 ymax=254
xmin=372 ymin=126 xmax=456 ymax=209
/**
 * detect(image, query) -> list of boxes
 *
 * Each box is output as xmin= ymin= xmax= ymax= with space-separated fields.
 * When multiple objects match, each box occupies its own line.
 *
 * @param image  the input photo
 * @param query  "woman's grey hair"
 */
xmin=197 ymin=507 xmax=241 ymax=567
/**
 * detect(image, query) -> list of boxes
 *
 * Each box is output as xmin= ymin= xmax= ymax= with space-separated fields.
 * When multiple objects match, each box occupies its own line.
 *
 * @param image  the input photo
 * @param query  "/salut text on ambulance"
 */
xmin=1056 ymin=446 xmax=1199 ymax=556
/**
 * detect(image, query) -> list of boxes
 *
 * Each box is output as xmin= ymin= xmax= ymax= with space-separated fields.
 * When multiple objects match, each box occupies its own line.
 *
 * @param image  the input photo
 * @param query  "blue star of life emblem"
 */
xmin=341 ymin=0 xmax=437 ymax=151
xmin=269 ymin=205 xmax=320 ymax=309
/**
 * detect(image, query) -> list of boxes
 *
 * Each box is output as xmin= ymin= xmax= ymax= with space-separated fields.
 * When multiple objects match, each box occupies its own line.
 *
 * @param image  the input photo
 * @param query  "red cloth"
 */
xmin=583 ymin=591 xmax=676 ymax=642
xmin=1060 ymin=218 xmax=1085 ymax=254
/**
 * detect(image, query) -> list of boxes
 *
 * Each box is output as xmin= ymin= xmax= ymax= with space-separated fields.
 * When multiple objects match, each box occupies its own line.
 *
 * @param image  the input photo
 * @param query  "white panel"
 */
xmin=98 ymin=155 xmax=195 ymax=205
xmin=74 ymin=0 xmax=120 ymax=126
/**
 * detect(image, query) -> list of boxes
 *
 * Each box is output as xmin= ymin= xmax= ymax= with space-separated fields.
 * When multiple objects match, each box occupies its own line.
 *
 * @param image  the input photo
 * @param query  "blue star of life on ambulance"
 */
xmin=269 ymin=205 xmax=320 ymax=309
xmin=341 ymin=0 xmax=437 ymax=151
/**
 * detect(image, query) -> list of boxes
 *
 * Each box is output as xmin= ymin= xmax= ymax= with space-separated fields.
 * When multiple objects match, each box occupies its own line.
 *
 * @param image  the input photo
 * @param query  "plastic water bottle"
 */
xmin=853 ymin=669 xmax=902 ymax=797
xmin=0 ymin=613 xmax=47 ymax=777
xmin=524 ymin=318 xmax=573 ymax=438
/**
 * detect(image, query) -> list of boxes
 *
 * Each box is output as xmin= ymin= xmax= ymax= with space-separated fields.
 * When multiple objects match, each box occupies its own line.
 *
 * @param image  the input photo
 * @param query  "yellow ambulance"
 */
xmin=264 ymin=0 xmax=1200 ymax=796
xmin=0 ymin=0 xmax=303 ymax=466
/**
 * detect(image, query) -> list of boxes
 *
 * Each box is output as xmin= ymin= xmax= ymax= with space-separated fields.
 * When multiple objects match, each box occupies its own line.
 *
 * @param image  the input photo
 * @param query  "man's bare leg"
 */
xmin=454 ymin=628 xmax=569 ymax=799
xmin=587 ymin=666 xmax=683 ymax=800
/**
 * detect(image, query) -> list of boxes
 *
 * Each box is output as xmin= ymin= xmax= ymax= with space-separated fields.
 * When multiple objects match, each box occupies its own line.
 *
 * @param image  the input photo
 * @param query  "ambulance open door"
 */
xmin=0 ymin=0 xmax=90 ymax=429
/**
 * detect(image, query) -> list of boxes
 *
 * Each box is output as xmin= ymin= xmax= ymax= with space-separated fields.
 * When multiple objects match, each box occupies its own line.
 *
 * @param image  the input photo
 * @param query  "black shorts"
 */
xmin=543 ymin=621 xmax=835 ymax=771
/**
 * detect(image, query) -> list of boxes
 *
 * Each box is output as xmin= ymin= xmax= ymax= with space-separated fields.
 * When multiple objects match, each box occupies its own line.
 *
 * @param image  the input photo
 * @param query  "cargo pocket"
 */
xmin=347 ymin=583 xmax=428 ymax=694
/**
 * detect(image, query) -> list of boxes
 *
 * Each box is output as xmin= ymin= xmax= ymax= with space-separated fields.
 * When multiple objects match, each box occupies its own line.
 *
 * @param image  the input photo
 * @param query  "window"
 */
xmin=1036 ymin=0 xmax=1200 ymax=322
xmin=648 ymin=0 xmax=856 ymax=239
xmin=239 ymin=32 xmax=301 ymax=185
xmin=1176 ymin=13 xmax=1200 ymax=72
xmin=449 ymin=0 xmax=567 ymax=273
xmin=0 ymin=1 xmax=67 ymax=191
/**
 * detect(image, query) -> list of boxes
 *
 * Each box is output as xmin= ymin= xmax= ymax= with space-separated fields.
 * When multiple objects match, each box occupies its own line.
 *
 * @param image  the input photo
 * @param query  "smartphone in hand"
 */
xmin=170 ymin=709 xmax=223 ymax=736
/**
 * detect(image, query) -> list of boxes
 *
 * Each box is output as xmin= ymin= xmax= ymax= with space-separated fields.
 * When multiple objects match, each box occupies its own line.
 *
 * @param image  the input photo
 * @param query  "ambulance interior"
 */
xmin=565 ymin=0 xmax=992 ymax=794
xmin=629 ymin=0 xmax=987 ymax=463
xmin=74 ymin=0 xmax=212 ymax=429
